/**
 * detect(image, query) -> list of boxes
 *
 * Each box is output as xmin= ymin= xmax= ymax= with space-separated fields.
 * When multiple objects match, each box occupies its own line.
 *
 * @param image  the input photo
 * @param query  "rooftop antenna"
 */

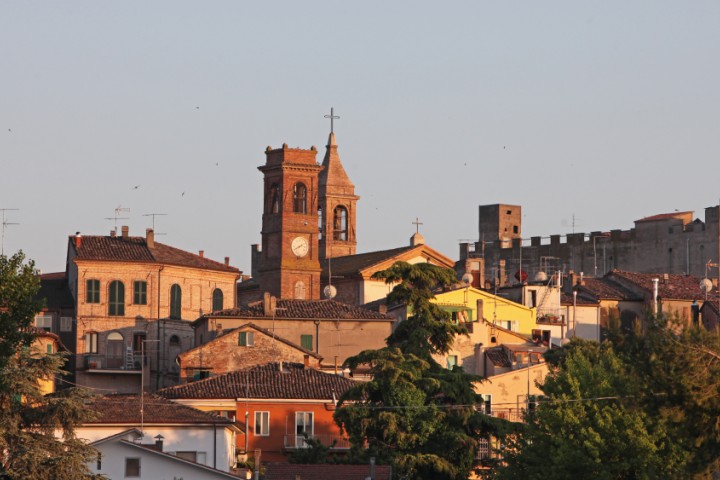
xmin=142 ymin=213 xmax=168 ymax=236
xmin=1 ymin=208 xmax=19 ymax=256
xmin=105 ymin=206 xmax=130 ymax=233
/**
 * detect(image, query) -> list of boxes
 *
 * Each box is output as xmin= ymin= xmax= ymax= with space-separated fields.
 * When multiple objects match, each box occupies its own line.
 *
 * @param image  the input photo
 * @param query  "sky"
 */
xmin=1 ymin=1 xmax=719 ymax=273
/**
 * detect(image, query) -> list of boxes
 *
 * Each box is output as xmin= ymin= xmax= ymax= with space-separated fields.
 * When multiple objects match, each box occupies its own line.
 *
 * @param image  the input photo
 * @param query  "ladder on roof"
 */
xmin=124 ymin=346 xmax=135 ymax=370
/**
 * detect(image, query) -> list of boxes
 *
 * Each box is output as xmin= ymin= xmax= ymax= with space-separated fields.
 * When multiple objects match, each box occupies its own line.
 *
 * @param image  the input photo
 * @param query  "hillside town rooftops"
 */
xmin=205 ymin=298 xmax=393 ymax=321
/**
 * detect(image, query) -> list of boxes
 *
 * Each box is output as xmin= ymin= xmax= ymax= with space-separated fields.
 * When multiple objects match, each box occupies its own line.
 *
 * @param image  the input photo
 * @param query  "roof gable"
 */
xmin=323 ymin=244 xmax=455 ymax=278
xmin=84 ymin=394 xmax=236 ymax=425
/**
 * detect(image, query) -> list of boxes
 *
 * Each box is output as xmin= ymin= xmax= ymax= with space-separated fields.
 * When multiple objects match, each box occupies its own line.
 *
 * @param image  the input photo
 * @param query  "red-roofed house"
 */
xmin=66 ymin=227 xmax=241 ymax=392
xmin=158 ymin=362 xmax=357 ymax=464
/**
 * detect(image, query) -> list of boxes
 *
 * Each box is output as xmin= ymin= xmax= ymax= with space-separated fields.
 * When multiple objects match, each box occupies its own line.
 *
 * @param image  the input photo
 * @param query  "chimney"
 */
xmin=263 ymin=292 xmax=272 ymax=316
xmin=303 ymin=354 xmax=309 ymax=368
xmin=652 ymin=278 xmax=659 ymax=316
xmin=379 ymin=304 xmax=387 ymax=315
xmin=224 ymin=256 xmax=230 ymax=266
xmin=121 ymin=225 xmax=129 ymax=238
xmin=146 ymin=229 xmax=154 ymax=248
xmin=199 ymin=250 xmax=204 ymax=258
xmin=154 ymin=434 xmax=164 ymax=452
xmin=110 ymin=229 xmax=116 ymax=237
xmin=75 ymin=233 xmax=82 ymax=249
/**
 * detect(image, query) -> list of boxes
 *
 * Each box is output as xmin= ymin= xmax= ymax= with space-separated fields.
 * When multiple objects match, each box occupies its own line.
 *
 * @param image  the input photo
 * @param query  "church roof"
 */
xmin=158 ymin=362 xmax=357 ymax=400
xmin=323 ymin=244 xmax=455 ymax=278
xmin=70 ymin=233 xmax=240 ymax=274
xmin=318 ymin=132 xmax=355 ymax=193
xmin=207 ymin=299 xmax=392 ymax=321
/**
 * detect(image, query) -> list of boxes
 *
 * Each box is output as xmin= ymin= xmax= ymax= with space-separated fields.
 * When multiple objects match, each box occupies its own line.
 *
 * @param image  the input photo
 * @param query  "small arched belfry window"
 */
xmin=212 ymin=288 xmax=224 ymax=311
xmin=333 ymin=206 xmax=348 ymax=241
xmin=293 ymin=183 xmax=307 ymax=214
xmin=294 ymin=281 xmax=306 ymax=300
xmin=108 ymin=280 xmax=125 ymax=316
xmin=170 ymin=284 xmax=182 ymax=319
xmin=269 ymin=183 xmax=280 ymax=214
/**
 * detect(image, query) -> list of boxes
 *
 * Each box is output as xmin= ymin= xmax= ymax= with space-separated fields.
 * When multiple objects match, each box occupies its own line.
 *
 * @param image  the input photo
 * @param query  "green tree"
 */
xmin=0 ymin=252 xmax=100 ymax=480
xmin=335 ymin=262 xmax=503 ymax=480
xmin=496 ymin=316 xmax=720 ymax=479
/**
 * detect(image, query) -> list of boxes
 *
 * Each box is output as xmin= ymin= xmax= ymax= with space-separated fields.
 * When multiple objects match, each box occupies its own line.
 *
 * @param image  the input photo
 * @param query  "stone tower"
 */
xmin=256 ymin=143 xmax=323 ymax=300
xmin=318 ymin=131 xmax=359 ymax=260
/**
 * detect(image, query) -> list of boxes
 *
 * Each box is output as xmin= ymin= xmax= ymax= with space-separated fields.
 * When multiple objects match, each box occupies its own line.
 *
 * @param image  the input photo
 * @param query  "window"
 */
xmin=239 ymin=331 xmax=255 ymax=347
xmin=176 ymin=451 xmax=206 ymax=463
xmin=254 ymin=411 xmax=269 ymax=436
xmin=34 ymin=315 xmax=52 ymax=330
xmin=85 ymin=332 xmax=98 ymax=354
xmin=301 ymin=334 xmax=313 ymax=351
xmin=480 ymin=394 xmax=492 ymax=415
xmin=269 ymin=183 xmax=280 ymax=214
xmin=318 ymin=208 xmax=323 ymax=239
xmin=108 ymin=280 xmax=125 ymax=316
xmin=125 ymin=457 xmax=140 ymax=477
xmin=60 ymin=317 xmax=73 ymax=332
xmin=333 ymin=206 xmax=348 ymax=240
xmin=294 ymin=281 xmax=306 ymax=300
xmin=133 ymin=281 xmax=147 ymax=305
xmin=295 ymin=412 xmax=314 ymax=447
xmin=96 ymin=453 xmax=102 ymax=471
xmin=170 ymin=284 xmax=182 ymax=319
xmin=86 ymin=279 xmax=100 ymax=303
xmin=212 ymin=288 xmax=223 ymax=311
xmin=293 ymin=182 xmax=307 ymax=213
xmin=169 ymin=335 xmax=180 ymax=347
xmin=132 ymin=333 xmax=146 ymax=354
xmin=46 ymin=343 xmax=54 ymax=354
xmin=107 ymin=332 xmax=124 ymax=368
xmin=447 ymin=355 xmax=458 ymax=369
xmin=513 ymin=225 xmax=518 ymax=234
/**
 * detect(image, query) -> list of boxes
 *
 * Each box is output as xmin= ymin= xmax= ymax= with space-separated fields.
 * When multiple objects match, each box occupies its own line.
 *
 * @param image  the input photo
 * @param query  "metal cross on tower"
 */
xmin=412 ymin=217 xmax=423 ymax=234
xmin=1 ymin=208 xmax=19 ymax=255
xmin=324 ymin=107 xmax=340 ymax=133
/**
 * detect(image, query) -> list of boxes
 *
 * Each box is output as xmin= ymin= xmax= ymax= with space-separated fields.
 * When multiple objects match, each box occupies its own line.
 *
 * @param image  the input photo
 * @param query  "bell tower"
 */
xmin=318 ymin=112 xmax=359 ymax=261
xmin=257 ymin=143 xmax=323 ymax=300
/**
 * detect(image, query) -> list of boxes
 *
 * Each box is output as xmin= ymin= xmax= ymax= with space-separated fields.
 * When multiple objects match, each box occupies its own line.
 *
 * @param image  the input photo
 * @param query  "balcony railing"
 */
xmin=81 ymin=353 xmax=142 ymax=372
xmin=283 ymin=434 xmax=351 ymax=450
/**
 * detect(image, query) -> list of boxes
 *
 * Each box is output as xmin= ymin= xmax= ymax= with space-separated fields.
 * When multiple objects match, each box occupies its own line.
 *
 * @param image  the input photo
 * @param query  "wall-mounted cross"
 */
xmin=324 ymin=107 xmax=340 ymax=133
xmin=412 ymin=217 xmax=423 ymax=234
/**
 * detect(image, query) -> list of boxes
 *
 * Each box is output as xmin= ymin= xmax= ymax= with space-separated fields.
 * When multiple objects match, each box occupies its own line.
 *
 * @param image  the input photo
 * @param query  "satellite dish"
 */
xmin=700 ymin=278 xmax=713 ymax=293
xmin=534 ymin=271 xmax=548 ymax=282
xmin=461 ymin=273 xmax=473 ymax=285
xmin=323 ymin=285 xmax=337 ymax=299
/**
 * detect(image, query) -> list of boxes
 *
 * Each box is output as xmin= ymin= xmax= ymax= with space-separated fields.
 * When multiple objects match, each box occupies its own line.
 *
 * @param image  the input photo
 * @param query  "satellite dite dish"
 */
xmin=700 ymin=278 xmax=713 ymax=293
xmin=324 ymin=285 xmax=337 ymax=299
xmin=535 ymin=271 xmax=548 ymax=282
xmin=461 ymin=273 xmax=473 ymax=285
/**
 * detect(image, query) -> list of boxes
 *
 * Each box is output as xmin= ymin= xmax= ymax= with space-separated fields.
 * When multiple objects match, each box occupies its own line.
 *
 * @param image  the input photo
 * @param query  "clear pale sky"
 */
xmin=2 ymin=1 xmax=719 ymax=273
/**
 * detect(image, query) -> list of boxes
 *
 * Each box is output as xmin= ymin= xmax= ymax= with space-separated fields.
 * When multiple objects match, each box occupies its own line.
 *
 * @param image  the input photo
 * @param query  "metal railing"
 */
xmin=80 ymin=353 xmax=142 ymax=371
xmin=283 ymin=434 xmax=351 ymax=450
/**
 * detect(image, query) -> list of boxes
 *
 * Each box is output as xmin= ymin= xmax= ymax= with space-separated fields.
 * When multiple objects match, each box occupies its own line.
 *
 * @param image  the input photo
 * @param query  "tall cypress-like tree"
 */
xmin=335 ymin=262 xmax=505 ymax=480
xmin=0 ymin=252 xmax=99 ymax=480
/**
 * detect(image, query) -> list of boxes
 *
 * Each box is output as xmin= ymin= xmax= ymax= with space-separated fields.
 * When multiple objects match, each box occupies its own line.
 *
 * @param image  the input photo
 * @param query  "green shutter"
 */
xmin=301 ymin=334 xmax=313 ymax=351
xmin=239 ymin=332 xmax=247 ymax=346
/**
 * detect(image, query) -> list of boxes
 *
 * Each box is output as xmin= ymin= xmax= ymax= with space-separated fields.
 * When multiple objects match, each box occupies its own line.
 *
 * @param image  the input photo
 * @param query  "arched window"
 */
xmin=294 ymin=281 xmax=306 ymax=300
xmin=108 ymin=281 xmax=125 ymax=316
xmin=293 ymin=183 xmax=307 ymax=214
xmin=212 ymin=288 xmax=224 ymax=311
xmin=170 ymin=284 xmax=182 ymax=319
xmin=318 ymin=207 xmax=323 ymax=240
xmin=169 ymin=335 xmax=180 ymax=347
xmin=333 ymin=206 xmax=348 ymax=241
xmin=106 ymin=331 xmax=124 ymax=368
xmin=269 ymin=183 xmax=280 ymax=214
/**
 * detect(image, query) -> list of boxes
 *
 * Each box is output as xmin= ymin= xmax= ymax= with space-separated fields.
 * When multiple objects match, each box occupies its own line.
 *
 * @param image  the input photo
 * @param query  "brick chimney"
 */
xmin=146 ymin=229 xmax=154 ymax=248
xmin=75 ymin=233 xmax=82 ymax=249
xmin=224 ymin=256 xmax=230 ymax=266
xmin=199 ymin=250 xmax=204 ymax=258
xmin=121 ymin=225 xmax=129 ymax=238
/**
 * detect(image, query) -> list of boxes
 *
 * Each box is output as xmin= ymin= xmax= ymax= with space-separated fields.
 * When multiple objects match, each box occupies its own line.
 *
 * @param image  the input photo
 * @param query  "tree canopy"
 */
xmin=0 ymin=252 xmax=99 ymax=480
xmin=334 ymin=262 xmax=506 ymax=480
xmin=495 ymin=315 xmax=720 ymax=479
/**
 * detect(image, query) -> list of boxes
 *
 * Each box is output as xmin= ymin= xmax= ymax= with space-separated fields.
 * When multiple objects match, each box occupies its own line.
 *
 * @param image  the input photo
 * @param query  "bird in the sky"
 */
xmin=196 ymin=106 xmax=200 ymax=110
xmin=7 ymin=129 xmax=11 ymax=133
xmin=132 ymin=185 xmax=141 ymax=190
xmin=215 ymin=162 xmax=219 ymax=166
xmin=181 ymin=192 xmax=185 ymax=197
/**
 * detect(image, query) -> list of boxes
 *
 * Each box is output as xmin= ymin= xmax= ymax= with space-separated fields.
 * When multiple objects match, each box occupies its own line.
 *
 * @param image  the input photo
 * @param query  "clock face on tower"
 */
xmin=291 ymin=236 xmax=309 ymax=258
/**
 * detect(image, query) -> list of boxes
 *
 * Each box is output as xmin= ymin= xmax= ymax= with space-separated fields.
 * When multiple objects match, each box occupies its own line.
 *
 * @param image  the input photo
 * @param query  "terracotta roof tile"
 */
xmin=485 ymin=346 xmax=512 ymax=367
xmin=575 ymin=277 xmax=642 ymax=301
xmin=71 ymin=235 xmax=240 ymax=273
xmin=321 ymin=246 xmax=416 ymax=277
xmin=158 ymin=362 xmax=357 ymax=400
xmin=84 ymin=394 xmax=235 ymax=425
xmin=608 ymin=270 xmax=715 ymax=301
xmin=265 ymin=463 xmax=391 ymax=480
xmin=212 ymin=299 xmax=392 ymax=321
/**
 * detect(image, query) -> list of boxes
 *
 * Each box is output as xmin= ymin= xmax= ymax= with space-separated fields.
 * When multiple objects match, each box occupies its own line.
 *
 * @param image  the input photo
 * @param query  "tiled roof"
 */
xmin=211 ymin=299 xmax=392 ymax=321
xmin=264 ymin=463 xmax=391 ymax=480
xmin=84 ymin=394 xmax=235 ymax=425
xmin=574 ymin=277 xmax=642 ymax=301
xmin=36 ymin=272 xmax=74 ymax=310
xmin=635 ymin=211 xmax=692 ymax=223
xmin=158 ymin=362 xmax=357 ymax=400
xmin=71 ymin=235 xmax=240 ymax=273
xmin=608 ymin=270 xmax=715 ymax=301
xmin=321 ymin=246 xmax=417 ymax=277
xmin=485 ymin=346 xmax=512 ymax=367
xmin=560 ymin=291 xmax=599 ymax=305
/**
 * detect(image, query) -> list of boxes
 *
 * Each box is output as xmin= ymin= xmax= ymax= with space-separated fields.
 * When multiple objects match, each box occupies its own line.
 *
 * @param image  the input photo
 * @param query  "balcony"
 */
xmin=536 ymin=313 xmax=565 ymax=326
xmin=283 ymin=434 xmax=351 ymax=450
xmin=81 ymin=353 xmax=142 ymax=373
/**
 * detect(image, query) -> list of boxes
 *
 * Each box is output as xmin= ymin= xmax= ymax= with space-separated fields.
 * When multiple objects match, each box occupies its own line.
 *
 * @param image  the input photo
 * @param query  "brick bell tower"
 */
xmin=257 ymin=143 xmax=324 ymax=300
xmin=318 ymin=130 xmax=359 ymax=261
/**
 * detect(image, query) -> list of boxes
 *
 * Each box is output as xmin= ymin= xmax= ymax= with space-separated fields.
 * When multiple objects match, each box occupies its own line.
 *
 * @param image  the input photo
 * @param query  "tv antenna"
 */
xmin=105 ymin=206 xmax=130 ymax=232
xmin=142 ymin=213 xmax=168 ymax=236
xmin=1 ymin=208 xmax=20 ymax=256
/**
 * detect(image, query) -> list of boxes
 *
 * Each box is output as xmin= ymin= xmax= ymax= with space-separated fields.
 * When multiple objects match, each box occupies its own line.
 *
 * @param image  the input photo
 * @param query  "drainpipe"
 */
xmin=572 ymin=291 xmax=577 ymax=338
xmin=652 ymin=278 xmax=659 ymax=317
xmin=156 ymin=266 xmax=164 ymax=391
xmin=213 ymin=422 xmax=217 ymax=469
